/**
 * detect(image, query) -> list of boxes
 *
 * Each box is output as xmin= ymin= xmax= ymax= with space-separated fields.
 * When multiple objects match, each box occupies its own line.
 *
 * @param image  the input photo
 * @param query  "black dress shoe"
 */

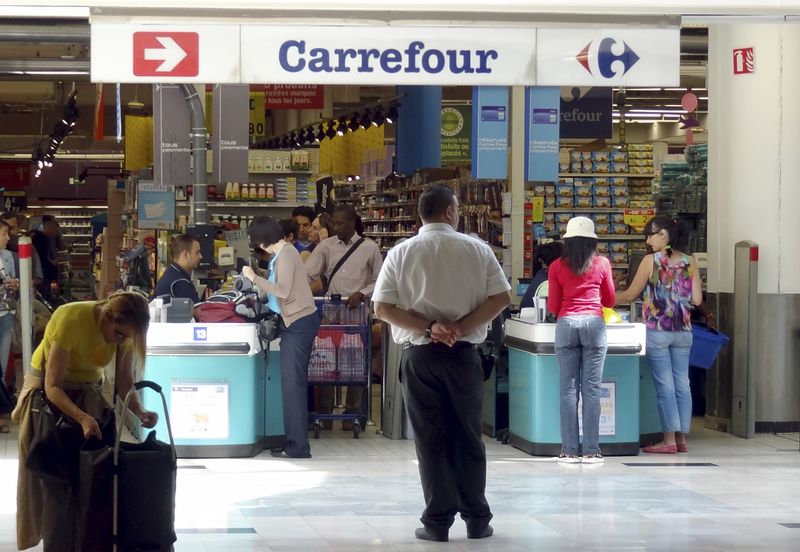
xmin=270 ymin=450 xmax=311 ymax=459
xmin=414 ymin=527 xmax=448 ymax=542
xmin=467 ymin=525 xmax=494 ymax=539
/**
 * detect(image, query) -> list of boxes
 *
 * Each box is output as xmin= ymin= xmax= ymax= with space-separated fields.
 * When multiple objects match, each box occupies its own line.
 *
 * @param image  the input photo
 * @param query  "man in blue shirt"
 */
xmin=154 ymin=234 xmax=202 ymax=304
xmin=292 ymin=205 xmax=316 ymax=256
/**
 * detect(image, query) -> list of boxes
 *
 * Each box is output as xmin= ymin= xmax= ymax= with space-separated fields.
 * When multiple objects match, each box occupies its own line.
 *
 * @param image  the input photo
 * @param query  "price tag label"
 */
xmin=623 ymin=208 xmax=656 ymax=231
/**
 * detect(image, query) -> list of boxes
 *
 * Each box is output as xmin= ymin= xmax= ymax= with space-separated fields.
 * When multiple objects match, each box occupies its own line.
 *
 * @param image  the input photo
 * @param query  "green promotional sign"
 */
xmin=441 ymin=104 xmax=472 ymax=165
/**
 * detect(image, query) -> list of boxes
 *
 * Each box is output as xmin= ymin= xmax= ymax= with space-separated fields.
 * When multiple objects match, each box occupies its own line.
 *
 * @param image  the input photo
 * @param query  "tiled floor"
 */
xmin=0 ymin=417 xmax=798 ymax=551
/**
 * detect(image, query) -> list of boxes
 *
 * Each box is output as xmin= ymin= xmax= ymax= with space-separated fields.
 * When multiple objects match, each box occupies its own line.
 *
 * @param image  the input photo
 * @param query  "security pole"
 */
xmin=18 ymin=236 xmax=33 ymax=372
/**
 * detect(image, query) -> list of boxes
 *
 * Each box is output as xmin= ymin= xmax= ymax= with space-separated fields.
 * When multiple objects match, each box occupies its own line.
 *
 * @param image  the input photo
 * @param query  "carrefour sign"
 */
xmin=241 ymin=26 xmax=537 ymax=85
xmin=90 ymin=21 xmax=679 ymax=86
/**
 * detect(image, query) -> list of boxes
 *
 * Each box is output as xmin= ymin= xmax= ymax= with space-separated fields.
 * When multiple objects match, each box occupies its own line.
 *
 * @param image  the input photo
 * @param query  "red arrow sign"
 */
xmin=133 ymin=32 xmax=199 ymax=77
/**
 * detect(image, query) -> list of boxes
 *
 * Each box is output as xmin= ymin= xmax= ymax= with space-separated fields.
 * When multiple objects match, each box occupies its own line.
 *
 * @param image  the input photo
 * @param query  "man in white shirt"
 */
xmin=373 ymin=185 xmax=511 ymax=543
xmin=306 ymin=205 xmax=383 ymax=427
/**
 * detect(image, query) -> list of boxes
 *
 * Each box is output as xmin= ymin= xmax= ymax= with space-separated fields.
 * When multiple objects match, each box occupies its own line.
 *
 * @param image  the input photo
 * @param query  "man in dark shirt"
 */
xmin=154 ymin=234 xmax=202 ymax=304
xmin=31 ymin=216 xmax=60 ymax=297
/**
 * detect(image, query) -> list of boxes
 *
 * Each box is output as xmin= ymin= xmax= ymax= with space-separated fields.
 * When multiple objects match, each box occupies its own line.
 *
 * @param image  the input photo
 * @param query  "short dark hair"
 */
xmin=279 ymin=218 xmax=299 ymax=239
xmin=333 ymin=205 xmax=357 ymax=222
xmin=170 ymin=234 xmax=197 ymax=260
xmin=0 ymin=220 xmax=10 ymax=232
xmin=534 ymin=241 xmax=564 ymax=273
xmin=292 ymin=205 xmax=316 ymax=221
xmin=644 ymin=215 xmax=689 ymax=252
xmin=418 ymin=185 xmax=456 ymax=222
xmin=249 ymin=216 xmax=284 ymax=247
xmin=562 ymin=237 xmax=598 ymax=275
xmin=41 ymin=215 xmax=56 ymax=224
xmin=0 ymin=212 xmax=17 ymax=222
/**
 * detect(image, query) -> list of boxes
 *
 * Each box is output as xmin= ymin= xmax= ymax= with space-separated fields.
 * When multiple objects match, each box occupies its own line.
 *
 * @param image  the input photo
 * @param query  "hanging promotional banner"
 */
xmin=212 ymin=84 xmax=249 ymax=185
xmin=560 ymin=87 xmax=613 ymax=139
xmin=153 ymin=84 xmax=191 ymax=190
xmin=472 ymin=87 xmax=508 ymax=180
xmin=536 ymin=28 xmax=680 ymax=86
xmin=526 ymin=87 xmax=560 ymax=183
xmin=264 ymin=85 xmax=324 ymax=109
xmin=441 ymin=103 xmax=472 ymax=165
xmin=241 ymin=26 xmax=536 ymax=85
xmin=249 ymin=91 xmax=266 ymax=139
xmin=91 ymin=22 xmax=241 ymax=83
xmin=0 ymin=163 xmax=30 ymax=190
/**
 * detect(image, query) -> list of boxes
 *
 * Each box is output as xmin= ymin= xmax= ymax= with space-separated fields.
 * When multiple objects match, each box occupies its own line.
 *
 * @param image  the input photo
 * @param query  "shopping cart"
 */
xmin=308 ymin=297 xmax=371 ymax=438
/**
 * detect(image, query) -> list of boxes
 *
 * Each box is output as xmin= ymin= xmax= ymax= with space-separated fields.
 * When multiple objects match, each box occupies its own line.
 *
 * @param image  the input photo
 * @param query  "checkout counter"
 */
xmin=144 ymin=322 xmax=285 ymax=458
xmin=504 ymin=316 xmax=647 ymax=456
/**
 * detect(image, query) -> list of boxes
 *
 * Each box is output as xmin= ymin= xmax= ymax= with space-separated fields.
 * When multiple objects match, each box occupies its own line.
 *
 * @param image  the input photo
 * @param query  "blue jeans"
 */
xmin=646 ymin=329 xmax=693 ymax=434
xmin=279 ymin=311 xmax=321 ymax=457
xmin=555 ymin=316 xmax=608 ymax=455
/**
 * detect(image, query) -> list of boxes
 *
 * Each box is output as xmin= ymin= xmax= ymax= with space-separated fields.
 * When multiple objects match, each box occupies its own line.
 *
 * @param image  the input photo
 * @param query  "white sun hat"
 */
xmin=562 ymin=216 xmax=598 ymax=239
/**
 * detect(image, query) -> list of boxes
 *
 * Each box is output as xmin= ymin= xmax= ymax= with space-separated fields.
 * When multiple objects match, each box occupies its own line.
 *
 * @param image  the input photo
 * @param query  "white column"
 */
xmin=708 ymin=23 xmax=800 ymax=294
xmin=510 ymin=86 xmax=526 ymax=302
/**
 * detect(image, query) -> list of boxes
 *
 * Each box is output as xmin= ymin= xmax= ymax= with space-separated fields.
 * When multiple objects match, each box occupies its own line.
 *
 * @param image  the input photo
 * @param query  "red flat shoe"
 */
xmin=643 ymin=444 xmax=677 ymax=454
xmin=676 ymin=443 xmax=688 ymax=453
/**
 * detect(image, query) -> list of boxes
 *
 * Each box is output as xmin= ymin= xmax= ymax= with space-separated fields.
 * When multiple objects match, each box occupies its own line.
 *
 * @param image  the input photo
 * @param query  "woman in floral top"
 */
xmin=616 ymin=216 xmax=702 ymax=454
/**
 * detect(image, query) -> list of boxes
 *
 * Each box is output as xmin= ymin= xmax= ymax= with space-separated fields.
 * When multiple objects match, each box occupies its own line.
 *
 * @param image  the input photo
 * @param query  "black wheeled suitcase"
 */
xmin=78 ymin=381 xmax=177 ymax=551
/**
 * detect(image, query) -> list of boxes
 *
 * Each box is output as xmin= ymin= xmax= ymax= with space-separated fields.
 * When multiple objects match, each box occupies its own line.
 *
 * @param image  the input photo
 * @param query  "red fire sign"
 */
xmin=133 ymin=32 xmax=199 ymax=77
xmin=733 ymin=47 xmax=755 ymax=75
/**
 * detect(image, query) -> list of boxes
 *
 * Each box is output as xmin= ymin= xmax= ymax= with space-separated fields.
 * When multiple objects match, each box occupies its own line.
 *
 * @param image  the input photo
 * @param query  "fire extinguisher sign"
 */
xmin=733 ymin=47 xmax=755 ymax=75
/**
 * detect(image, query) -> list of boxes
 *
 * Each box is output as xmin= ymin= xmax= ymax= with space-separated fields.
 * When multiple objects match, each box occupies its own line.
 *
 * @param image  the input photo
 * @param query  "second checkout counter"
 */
xmin=504 ymin=315 xmax=649 ymax=456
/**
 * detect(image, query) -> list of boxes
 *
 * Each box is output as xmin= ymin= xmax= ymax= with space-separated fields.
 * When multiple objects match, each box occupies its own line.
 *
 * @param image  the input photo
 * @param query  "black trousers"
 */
xmin=400 ymin=342 xmax=492 ymax=534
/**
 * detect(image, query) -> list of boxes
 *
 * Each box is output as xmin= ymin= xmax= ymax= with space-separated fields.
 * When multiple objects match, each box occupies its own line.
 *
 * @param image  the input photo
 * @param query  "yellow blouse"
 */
xmin=31 ymin=301 xmax=116 ymax=383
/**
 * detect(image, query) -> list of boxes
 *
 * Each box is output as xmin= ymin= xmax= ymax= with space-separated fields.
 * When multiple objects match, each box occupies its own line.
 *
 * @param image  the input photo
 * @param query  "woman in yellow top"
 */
xmin=12 ymin=292 xmax=158 ymax=551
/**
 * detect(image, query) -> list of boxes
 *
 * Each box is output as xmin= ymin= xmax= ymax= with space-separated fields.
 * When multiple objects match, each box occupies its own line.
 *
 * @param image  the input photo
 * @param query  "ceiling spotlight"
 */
xmin=360 ymin=110 xmax=372 ymax=129
xmin=354 ymin=175 xmax=360 ymax=181
xmin=385 ymin=105 xmax=399 ymax=124
xmin=373 ymin=108 xmax=385 ymax=127
xmin=336 ymin=118 xmax=347 ymax=136
xmin=348 ymin=114 xmax=360 ymax=132
xmin=326 ymin=122 xmax=337 ymax=140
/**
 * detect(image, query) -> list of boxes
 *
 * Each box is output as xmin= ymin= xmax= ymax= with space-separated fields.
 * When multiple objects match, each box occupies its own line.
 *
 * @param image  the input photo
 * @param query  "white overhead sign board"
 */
xmin=90 ymin=22 xmax=679 ymax=87
xmin=91 ymin=23 xmax=241 ymax=83
xmin=240 ymin=26 xmax=536 ymax=86
xmin=536 ymin=28 xmax=680 ymax=87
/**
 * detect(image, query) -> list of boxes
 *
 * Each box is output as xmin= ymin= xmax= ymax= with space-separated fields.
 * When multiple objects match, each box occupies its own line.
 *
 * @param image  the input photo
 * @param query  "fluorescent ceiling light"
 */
xmin=629 ymin=108 xmax=687 ymax=114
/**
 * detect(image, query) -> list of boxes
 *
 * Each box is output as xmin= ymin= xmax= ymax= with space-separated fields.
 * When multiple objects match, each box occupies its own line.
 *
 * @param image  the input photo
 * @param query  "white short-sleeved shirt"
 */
xmin=373 ymin=223 xmax=511 ymax=345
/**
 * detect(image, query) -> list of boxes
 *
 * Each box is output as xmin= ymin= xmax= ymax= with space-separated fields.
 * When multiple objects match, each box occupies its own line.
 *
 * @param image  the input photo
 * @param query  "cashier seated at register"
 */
xmin=154 ymin=233 xmax=203 ymax=305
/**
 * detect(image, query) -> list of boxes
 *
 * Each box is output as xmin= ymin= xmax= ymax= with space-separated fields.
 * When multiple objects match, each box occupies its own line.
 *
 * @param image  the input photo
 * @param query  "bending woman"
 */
xmin=242 ymin=216 xmax=320 ymax=458
xmin=616 ymin=216 xmax=702 ymax=454
xmin=12 ymin=292 xmax=158 ymax=551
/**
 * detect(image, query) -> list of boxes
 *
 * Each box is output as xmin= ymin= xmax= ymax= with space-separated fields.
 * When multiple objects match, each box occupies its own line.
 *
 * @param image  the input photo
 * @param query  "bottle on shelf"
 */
xmin=258 ymin=183 xmax=266 ymax=201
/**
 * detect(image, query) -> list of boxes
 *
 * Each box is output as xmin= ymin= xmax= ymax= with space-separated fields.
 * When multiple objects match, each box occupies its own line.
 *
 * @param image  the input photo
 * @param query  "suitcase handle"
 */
xmin=115 ymin=380 xmax=176 ymax=463
xmin=134 ymin=380 xmax=163 ymax=394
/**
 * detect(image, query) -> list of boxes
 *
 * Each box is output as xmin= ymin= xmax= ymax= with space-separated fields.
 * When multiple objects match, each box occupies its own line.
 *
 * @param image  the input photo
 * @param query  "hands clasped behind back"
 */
xmin=430 ymin=321 xmax=462 ymax=347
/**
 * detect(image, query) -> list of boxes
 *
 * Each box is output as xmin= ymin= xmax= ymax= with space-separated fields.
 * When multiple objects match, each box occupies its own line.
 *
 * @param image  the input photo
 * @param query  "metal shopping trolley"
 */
xmin=308 ymin=296 xmax=371 ymax=438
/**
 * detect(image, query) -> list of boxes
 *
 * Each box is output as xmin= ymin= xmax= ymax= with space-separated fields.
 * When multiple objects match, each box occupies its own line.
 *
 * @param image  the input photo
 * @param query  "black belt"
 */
xmin=403 ymin=341 xmax=476 ymax=351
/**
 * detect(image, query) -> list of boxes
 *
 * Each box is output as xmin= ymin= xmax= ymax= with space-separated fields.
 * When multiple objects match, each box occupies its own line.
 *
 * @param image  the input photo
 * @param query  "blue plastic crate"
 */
xmin=689 ymin=325 xmax=729 ymax=369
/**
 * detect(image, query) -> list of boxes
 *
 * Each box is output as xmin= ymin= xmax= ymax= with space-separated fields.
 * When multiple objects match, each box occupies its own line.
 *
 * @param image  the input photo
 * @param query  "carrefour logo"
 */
xmin=576 ymin=38 xmax=640 ymax=79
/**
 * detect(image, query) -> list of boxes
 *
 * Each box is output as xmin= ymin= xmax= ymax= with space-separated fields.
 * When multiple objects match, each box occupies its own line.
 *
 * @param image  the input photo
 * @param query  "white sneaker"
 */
xmin=581 ymin=453 xmax=604 ymax=464
xmin=556 ymin=453 xmax=581 ymax=464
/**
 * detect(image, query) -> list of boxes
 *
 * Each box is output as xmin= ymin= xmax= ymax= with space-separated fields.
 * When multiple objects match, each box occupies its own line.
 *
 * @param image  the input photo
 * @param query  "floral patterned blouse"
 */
xmin=643 ymin=252 xmax=694 ymax=332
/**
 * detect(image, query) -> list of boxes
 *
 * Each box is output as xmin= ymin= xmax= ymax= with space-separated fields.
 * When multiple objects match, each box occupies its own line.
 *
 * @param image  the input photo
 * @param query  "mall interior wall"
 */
xmin=708 ymin=22 xmax=800 ymax=427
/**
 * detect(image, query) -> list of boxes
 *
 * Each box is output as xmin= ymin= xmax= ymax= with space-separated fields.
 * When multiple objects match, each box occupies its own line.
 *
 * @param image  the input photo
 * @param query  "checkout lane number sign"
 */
xmin=194 ymin=327 xmax=208 ymax=341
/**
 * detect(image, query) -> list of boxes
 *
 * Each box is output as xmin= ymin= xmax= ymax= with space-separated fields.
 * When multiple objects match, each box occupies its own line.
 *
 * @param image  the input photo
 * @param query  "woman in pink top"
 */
xmin=547 ymin=217 xmax=616 ymax=464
